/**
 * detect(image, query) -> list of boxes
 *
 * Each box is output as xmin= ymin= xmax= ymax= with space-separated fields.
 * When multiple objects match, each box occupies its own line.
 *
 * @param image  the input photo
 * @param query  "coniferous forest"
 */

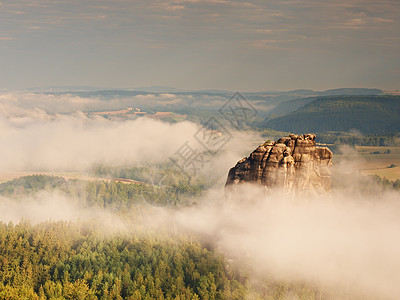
xmin=2 ymin=173 xmax=399 ymax=299
xmin=0 ymin=174 xmax=325 ymax=299
xmin=0 ymin=220 xmax=246 ymax=299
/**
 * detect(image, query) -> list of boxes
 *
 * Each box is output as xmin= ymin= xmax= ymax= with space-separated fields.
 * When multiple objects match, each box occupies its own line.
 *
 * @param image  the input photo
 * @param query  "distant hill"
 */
xmin=37 ymin=87 xmax=385 ymax=120
xmin=255 ymin=88 xmax=382 ymax=96
xmin=264 ymin=97 xmax=318 ymax=118
xmin=319 ymin=88 xmax=383 ymax=96
xmin=132 ymin=86 xmax=182 ymax=92
xmin=264 ymin=88 xmax=383 ymax=116
xmin=262 ymin=95 xmax=400 ymax=134
xmin=42 ymin=90 xmax=150 ymax=98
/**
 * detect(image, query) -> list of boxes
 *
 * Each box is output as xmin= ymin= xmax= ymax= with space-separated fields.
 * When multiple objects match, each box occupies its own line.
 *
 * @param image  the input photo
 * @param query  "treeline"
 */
xmin=0 ymin=175 xmax=205 ymax=208
xmin=369 ymin=175 xmax=400 ymax=191
xmin=90 ymin=165 xmax=209 ymax=187
xmin=0 ymin=220 xmax=246 ymax=299
xmin=316 ymin=133 xmax=400 ymax=146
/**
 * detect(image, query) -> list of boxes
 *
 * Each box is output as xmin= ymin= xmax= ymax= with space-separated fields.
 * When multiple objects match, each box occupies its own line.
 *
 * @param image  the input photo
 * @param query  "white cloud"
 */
xmin=0 ymin=92 xmax=260 ymax=173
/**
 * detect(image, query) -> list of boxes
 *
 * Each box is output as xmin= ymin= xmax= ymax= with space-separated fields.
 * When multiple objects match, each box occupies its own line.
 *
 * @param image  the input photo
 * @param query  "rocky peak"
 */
xmin=225 ymin=134 xmax=333 ymax=192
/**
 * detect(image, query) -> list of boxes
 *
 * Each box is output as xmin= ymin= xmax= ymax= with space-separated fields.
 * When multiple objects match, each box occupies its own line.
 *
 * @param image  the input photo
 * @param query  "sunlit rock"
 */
xmin=225 ymin=134 xmax=333 ymax=193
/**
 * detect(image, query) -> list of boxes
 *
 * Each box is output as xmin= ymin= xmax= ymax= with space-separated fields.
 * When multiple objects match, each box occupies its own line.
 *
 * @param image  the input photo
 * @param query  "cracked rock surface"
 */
xmin=225 ymin=134 xmax=333 ymax=192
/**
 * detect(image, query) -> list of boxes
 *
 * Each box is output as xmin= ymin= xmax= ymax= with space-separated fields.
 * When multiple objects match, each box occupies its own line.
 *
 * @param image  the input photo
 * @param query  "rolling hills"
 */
xmin=262 ymin=95 xmax=400 ymax=134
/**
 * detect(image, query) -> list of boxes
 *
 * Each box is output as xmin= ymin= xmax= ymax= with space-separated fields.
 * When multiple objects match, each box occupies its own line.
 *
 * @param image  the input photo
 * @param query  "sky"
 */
xmin=0 ymin=0 xmax=399 ymax=91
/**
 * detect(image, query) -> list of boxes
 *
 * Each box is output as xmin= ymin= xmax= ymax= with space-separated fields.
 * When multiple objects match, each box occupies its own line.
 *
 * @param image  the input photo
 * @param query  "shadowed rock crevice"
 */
xmin=226 ymin=134 xmax=333 ymax=192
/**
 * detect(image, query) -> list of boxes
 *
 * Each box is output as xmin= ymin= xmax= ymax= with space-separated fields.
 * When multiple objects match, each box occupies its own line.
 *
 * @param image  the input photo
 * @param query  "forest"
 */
xmin=0 ymin=171 xmax=208 ymax=209
xmin=262 ymin=95 xmax=400 ymax=135
xmin=315 ymin=133 xmax=400 ymax=147
xmin=1 ymin=172 xmax=400 ymax=299
xmin=0 ymin=174 xmax=330 ymax=299
xmin=0 ymin=220 xmax=247 ymax=299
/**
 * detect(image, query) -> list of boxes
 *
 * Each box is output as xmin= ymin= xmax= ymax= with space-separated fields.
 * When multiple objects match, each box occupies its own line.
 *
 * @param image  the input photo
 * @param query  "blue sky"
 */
xmin=0 ymin=0 xmax=399 ymax=91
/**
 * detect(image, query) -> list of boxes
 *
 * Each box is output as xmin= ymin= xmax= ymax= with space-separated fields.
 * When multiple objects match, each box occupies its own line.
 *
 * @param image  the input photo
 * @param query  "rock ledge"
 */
xmin=225 ymin=134 xmax=333 ymax=192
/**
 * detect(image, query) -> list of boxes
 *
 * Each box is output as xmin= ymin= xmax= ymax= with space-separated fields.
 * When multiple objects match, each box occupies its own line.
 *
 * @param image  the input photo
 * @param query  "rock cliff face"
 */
xmin=226 ymin=134 xmax=333 ymax=192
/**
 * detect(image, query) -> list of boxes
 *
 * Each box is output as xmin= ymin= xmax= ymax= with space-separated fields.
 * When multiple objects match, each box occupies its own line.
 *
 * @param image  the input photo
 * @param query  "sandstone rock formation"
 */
xmin=226 ymin=134 xmax=333 ymax=192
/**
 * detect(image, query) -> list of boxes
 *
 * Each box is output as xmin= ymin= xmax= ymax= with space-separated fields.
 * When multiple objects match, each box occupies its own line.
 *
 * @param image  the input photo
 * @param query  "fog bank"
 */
xmin=0 ymin=94 xmax=260 ymax=173
xmin=168 ymin=186 xmax=400 ymax=299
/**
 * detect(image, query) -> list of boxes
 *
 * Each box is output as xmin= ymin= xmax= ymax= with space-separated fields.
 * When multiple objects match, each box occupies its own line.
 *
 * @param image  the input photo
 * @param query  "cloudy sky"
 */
xmin=0 ymin=0 xmax=399 ymax=91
